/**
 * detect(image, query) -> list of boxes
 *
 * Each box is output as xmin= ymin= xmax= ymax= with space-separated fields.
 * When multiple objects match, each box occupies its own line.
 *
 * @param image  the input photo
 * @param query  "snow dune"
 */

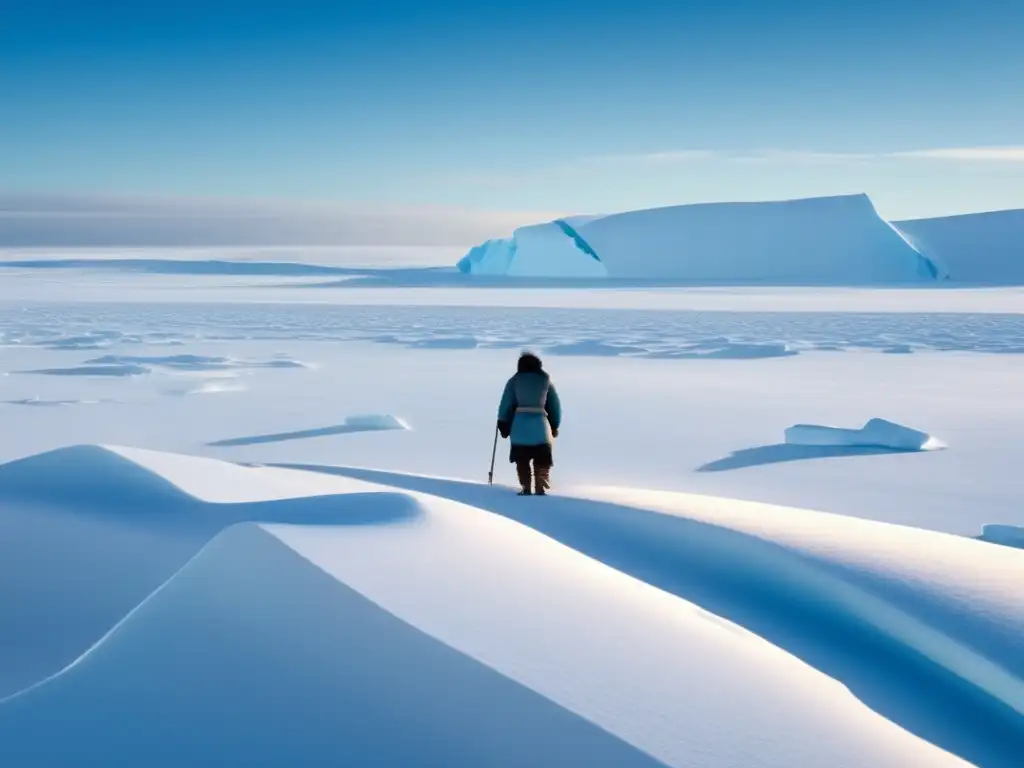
xmin=1 ymin=524 xmax=662 ymax=768
xmin=579 ymin=486 xmax=1024 ymax=703
xmin=0 ymin=446 xmax=971 ymax=766
xmin=0 ymin=446 xmax=418 ymax=697
xmin=284 ymin=464 xmax=1024 ymax=766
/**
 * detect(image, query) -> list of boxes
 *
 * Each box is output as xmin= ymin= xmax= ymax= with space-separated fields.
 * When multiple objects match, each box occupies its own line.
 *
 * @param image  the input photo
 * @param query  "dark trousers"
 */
xmin=509 ymin=444 xmax=553 ymax=494
xmin=515 ymin=458 xmax=551 ymax=494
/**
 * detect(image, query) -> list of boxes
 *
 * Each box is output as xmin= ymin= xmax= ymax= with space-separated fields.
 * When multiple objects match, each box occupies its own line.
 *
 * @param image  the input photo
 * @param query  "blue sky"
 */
xmin=3 ymin=0 xmax=1023 ymax=222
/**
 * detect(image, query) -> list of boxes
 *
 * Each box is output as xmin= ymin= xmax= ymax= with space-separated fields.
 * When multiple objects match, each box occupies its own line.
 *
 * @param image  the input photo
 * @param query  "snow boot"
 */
xmin=515 ymin=461 xmax=533 ymax=496
xmin=534 ymin=464 xmax=551 ymax=496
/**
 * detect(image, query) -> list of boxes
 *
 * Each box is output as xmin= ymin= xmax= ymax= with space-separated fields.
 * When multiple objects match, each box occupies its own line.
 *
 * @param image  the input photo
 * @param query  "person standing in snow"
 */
xmin=497 ymin=352 xmax=562 ymax=495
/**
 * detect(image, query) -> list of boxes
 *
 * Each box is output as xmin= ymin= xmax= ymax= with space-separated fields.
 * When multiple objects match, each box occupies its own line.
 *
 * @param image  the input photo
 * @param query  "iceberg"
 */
xmin=458 ymin=220 xmax=607 ymax=278
xmin=893 ymin=208 xmax=1024 ymax=285
xmin=785 ymin=418 xmax=946 ymax=452
xmin=458 ymin=194 xmax=942 ymax=283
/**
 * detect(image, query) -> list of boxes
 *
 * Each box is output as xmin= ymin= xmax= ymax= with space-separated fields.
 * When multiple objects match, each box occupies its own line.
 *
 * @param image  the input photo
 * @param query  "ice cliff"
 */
xmin=458 ymin=194 xmax=942 ymax=284
xmin=893 ymin=208 xmax=1024 ymax=285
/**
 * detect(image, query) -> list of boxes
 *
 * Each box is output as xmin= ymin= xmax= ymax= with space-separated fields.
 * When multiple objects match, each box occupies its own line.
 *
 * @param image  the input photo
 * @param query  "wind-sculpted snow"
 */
xmin=0 ymin=446 xmax=422 ymax=698
xmin=894 ymin=209 xmax=1024 ymax=285
xmin=459 ymin=194 xmax=940 ymax=283
xmin=577 ymin=487 xmax=1024 ymax=705
xmin=5 ymin=305 xmax=1024 ymax=363
xmin=284 ymin=465 xmax=1024 ymax=767
xmin=0 ymin=447 xmax=967 ymax=767
xmin=0 ymin=525 xmax=668 ymax=768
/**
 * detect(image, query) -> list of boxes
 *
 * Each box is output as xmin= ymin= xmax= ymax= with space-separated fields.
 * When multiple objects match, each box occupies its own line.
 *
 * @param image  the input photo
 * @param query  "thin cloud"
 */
xmin=585 ymin=149 xmax=873 ymax=165
xmin=583 ymin=147 xmax=1024 ymax=165
xmin=889 ymin=146 xmax=1024 ymax=162
xmin=729 ymin=150 xmax=875 ymax=165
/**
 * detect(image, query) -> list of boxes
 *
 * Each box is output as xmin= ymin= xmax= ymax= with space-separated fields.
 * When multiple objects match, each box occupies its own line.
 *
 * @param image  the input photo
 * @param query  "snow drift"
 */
xmin=894 ymin=208 xmax=1024 ymax=284
xmin=785 ymin=418 xmax=945 ymax=451
xmin=288 ymin=464 xmax=1024 ymax=766
xmin=0 ymin=525 xmax=661 ymax=768
xmin=0 ymin=446 xmax=967 ymax=767
xmin=458 ymin=194 xmax=941 ymax=283
xmin=0 ymin=445 xmax=420 ymax=698
xmin=571 ymin=485 xmax=1024 ymax=704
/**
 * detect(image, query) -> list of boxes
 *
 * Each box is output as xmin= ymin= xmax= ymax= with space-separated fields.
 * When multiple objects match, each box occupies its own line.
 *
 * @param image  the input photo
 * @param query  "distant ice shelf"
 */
xmin=458 ymin=194 xmax=943 ymax=284
xmin=978 ymin=525 xmax=1024 ymax=550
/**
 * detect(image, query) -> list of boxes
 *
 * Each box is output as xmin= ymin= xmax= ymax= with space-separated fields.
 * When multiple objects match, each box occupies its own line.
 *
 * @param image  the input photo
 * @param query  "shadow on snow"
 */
xmin=697 ymin=443 xmax=910 ymax=472
xmin=208 ymin=423 xmax=395 ymax=448
xmin=273 ymin=462 xmax=1024 ymax=768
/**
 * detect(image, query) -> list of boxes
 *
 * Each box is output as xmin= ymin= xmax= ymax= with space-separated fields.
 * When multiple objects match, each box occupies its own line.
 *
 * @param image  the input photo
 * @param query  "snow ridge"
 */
xmin=0 ymin=524 xmax=663 ymax=767
xmin=280 ymin=463 xmax=1024 ymax=766
xmin=0 ymin=446 xmax=977 ymax=767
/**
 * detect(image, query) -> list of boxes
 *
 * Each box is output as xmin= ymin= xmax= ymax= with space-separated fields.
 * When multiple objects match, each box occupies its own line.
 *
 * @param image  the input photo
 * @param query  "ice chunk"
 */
xmin=343 ymin=414 xmax=410 ymax=431
xmin=785 ymin=418 xmax=945 ymax=451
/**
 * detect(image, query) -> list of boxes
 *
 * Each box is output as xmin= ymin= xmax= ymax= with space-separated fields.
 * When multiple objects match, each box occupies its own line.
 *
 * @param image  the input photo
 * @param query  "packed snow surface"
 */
xmin=459 ymin=194 xmax=940 ymax=283
xmin=785 ymin=418 xmax=945 ymax=451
